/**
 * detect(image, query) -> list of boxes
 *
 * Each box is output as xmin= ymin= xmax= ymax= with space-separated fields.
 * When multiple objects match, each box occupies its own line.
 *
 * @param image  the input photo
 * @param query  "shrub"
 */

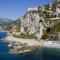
xmin=42 ymin=32 xmax=49 ymax=39
xmin=15 ymin=33 xmax=36 ymax=39
xmin=50 ymin=22 xmax=60 ymax=33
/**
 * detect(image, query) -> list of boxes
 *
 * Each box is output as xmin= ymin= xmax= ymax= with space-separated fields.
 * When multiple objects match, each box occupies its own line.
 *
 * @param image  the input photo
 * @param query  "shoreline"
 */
xmin=4 ymin=35 xmax=60 ymax=48
xmin=5 ymin=35 xmax=40 ymax=46
xmin=4 ymin=35 xmax=60 ymax=54
xmin=4 ymin=35 xmax=40 ymax=54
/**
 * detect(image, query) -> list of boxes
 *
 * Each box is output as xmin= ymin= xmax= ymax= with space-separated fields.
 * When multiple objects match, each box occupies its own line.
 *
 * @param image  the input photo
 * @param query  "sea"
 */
xmin=0 ymin=32 xmax=60 ymax=60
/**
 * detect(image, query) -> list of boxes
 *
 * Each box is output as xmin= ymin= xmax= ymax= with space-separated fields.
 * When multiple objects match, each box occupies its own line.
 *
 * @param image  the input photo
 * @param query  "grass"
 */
xmin=14 ymin=33 xmax=36 ymax=39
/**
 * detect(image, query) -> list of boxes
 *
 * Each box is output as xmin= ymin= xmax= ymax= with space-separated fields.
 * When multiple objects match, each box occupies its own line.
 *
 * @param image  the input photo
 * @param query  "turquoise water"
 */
xmin=0 ymin=32 xmax=60 ymax=60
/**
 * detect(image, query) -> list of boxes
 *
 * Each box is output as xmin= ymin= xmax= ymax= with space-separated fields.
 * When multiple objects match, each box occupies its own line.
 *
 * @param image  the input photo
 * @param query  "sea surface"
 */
xmin=0 ymin=32 xmax=60 ymax=60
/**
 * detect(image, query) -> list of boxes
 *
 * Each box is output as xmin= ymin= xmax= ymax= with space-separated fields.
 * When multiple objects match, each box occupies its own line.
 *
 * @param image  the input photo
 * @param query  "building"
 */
xmin=28 ymin=7 xmax=38 ymax=12
xmin=56 ymin=0 xmax=60 ymax=17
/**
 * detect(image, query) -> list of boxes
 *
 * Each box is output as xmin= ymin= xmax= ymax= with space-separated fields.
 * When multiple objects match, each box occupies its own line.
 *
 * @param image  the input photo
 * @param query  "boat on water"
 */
xmin=8 ymin=44 xmax=12 ymax=47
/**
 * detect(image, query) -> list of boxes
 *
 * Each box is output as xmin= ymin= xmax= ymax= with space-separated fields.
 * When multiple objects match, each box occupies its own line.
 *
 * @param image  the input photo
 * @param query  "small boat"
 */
xmin=8 ymin=44 xmax=12 ymax=47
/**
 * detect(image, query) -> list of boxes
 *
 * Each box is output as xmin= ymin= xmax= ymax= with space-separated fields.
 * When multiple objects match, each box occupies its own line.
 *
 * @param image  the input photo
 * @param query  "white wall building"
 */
xmin=28 ymin=7 xmax=38 ymax=12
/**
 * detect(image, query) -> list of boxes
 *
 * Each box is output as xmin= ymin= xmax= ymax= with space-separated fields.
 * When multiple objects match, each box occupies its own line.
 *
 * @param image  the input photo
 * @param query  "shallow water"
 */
xmin=0 ymin=32 xmax=60 ymax=60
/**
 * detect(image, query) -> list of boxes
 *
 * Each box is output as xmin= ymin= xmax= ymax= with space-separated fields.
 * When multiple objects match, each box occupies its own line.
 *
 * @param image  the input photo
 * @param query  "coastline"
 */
xmin=5 ymin=35 xmax=40 ymax=46
xmin=5 ymin=35 xmax=60 ymax=48
xmin=4 ymin=35 xmax=40 ymax=54
xmin=4 ymin=34 xmax=60 ymax=54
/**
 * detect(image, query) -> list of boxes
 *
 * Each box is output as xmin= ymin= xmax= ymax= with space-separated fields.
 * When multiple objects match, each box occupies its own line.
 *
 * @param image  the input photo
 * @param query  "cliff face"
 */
xmin=20 ymin=10 xmax=48 ymax=39
xmin=20 ymin=1 xmax=60 ymax=39
xmin=21 ymin=12 xmax=40 ymax=33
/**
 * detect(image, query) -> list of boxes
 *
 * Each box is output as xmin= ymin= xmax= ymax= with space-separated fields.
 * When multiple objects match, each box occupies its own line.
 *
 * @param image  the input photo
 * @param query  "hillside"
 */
xmin=2 ymin=18 xmax=21 ymax=32
xmin=1 ymin=0 xmax=60 ymax=40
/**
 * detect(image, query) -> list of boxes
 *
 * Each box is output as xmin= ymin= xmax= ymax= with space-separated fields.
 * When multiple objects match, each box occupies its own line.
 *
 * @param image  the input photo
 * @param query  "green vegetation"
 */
xmin=42 ymin=32 xmax=49 ymax=39
xmin=42 ymin=27 xmax=51 ymax=39
xmin=50 ymin=22 xmax=60 ymax=33
xmin=42 ymin=22 xmax=60 ymax=39
xmin=14 ymin=33 xmax=36 ymax=39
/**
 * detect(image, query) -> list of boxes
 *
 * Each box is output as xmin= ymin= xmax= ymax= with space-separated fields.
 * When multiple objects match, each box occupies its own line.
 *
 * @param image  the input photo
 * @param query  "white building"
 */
xmin=28 ymin=7 xmax=38 ymax=12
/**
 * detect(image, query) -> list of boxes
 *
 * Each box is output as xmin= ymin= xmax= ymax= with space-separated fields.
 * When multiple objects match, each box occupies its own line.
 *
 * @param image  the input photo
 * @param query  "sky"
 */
xmin=0 ymin=0 xmax=54 ymax=20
